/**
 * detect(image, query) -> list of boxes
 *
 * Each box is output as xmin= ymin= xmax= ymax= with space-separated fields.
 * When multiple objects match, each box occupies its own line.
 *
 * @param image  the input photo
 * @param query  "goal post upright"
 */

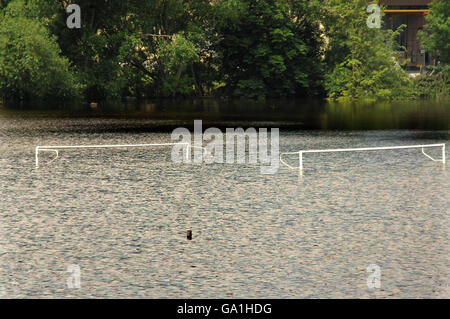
xmin=35 ymin=146 xmax=39 ymax=168
xmin=443 ymin=144 xmax=446 ymax=164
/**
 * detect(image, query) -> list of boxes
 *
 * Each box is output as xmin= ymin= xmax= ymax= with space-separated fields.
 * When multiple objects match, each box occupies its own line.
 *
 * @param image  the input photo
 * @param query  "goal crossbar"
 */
xmin=280 ymin=143 xmax=446 ymax=171
xmin=35 ymin=142 xmax=190 ymax=167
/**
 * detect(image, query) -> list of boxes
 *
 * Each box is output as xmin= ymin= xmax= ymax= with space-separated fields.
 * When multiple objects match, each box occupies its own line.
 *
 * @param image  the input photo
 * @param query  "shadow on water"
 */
xmin=1 ymin=98 xmax=449 ymax=132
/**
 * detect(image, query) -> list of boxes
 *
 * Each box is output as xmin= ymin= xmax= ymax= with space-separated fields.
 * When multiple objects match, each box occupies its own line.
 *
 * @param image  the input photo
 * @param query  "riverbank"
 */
xmin=1 ymin=99 xmax=449 ymax=131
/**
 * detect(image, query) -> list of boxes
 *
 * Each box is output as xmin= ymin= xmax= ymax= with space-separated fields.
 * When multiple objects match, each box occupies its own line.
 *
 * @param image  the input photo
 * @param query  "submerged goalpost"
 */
xmin=35 ymin=142 xmax=445 ymax=171
xmin=35 ymin=142 xmax=191 ymax=167
xmin=280 ymin=143 xmax=446 ymax=171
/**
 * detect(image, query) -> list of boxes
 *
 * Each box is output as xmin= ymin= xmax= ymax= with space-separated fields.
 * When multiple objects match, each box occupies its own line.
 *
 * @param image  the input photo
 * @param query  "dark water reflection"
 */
xmin=2 ymin=98 xmax=449 ymax=131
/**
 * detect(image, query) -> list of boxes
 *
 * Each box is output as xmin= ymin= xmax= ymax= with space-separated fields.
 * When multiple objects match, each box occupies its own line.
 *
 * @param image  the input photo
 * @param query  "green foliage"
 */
xmin=0 ymin=0 xmax=447 ymax=101
xmin=0 ymin=0 xmax=82 ymax=100
xmin=414 ymin=65 xmax=449 ymax=100
xmin=113 ymin=0 xmax=212 ymax=97
xmin=214 ymin=0 xmax=324 ymax=99
xmin=322 ymin=0 xmax=414 ymax=101
xmin=419 ymin=0 xmax=450 ymax=64
xmin=51 ymin=0 xmax=135 ymax=100
xmin=157 ymin=34 xmax=200 ymax=96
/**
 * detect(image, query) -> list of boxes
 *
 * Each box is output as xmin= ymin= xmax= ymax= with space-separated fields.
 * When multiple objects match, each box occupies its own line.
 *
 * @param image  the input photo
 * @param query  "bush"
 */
xmin=0 ymin=2 xmax=82 ymax=101
xmin=414 ymin=65 xmax=449 ymax=100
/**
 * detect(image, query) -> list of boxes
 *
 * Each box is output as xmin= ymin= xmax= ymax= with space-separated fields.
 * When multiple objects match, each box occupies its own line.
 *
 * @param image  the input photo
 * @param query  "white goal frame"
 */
xmin=35 ymin=142 xmax=191 ymax=167
xmin=280 ymin=143 xmax=446 ymax=171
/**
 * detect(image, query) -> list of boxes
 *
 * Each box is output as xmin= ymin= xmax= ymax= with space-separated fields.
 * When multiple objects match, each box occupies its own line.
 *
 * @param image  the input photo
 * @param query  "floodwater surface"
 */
xmin=0 ymin=100 xmax=449 ymax=298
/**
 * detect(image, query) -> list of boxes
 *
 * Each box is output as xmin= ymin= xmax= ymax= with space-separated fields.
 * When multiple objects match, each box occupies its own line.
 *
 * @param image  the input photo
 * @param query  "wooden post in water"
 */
xmin=187 ymin=230 xmax=192 ymax=240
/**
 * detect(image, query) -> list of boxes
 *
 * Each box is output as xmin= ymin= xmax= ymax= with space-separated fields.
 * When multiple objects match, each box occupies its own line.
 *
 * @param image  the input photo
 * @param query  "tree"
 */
xmin=118 ymin=0 xmax=213 ymax=97
xmin=0 ymin=0 xmax=81 ymax=101
xmin=420 ymin=0 xmax=450 ymax=64
xmin=321 ymin=0 xmax=413 ymax=100
xmin=49 ymin=0 xmax=137 ymax=100
xmin=2 ymin=0 xmax=433 ymax=101
xmin=213 ymin=0 xmax=324 ymax=99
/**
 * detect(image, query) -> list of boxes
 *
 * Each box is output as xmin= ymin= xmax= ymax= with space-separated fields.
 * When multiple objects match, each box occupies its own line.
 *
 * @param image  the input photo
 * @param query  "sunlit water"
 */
xmin=0 ymin=102 xmax=449 ymax=298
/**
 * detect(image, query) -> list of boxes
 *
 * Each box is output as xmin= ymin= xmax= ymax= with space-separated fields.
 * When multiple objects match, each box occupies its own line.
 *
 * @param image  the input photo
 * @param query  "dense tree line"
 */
xmin=0 ymin=0 xmax=448 ymax=102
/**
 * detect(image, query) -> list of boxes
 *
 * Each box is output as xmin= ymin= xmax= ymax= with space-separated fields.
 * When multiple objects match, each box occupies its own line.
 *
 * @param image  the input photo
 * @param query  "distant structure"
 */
xmin=380 ymin=0 xmax=433 ymax=70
